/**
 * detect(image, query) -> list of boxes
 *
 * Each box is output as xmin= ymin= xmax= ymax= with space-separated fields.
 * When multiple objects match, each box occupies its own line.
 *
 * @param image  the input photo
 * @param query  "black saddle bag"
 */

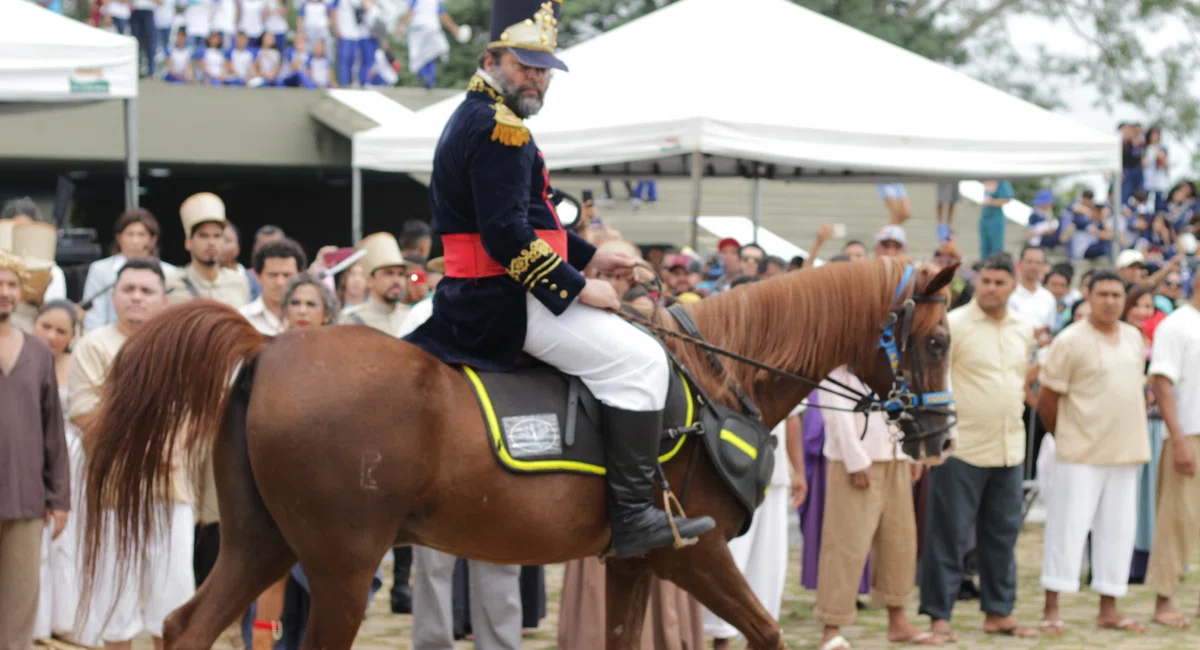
xmin=700 ymin=401 xmax=777 ymax=518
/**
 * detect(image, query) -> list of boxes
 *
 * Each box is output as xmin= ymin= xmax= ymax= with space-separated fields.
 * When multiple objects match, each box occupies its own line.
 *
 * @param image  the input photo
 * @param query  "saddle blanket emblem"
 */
xmin=459 ymin=362 xmax=692 ymax=475
xmin=459 ymin=358 xmax=777 ymax=535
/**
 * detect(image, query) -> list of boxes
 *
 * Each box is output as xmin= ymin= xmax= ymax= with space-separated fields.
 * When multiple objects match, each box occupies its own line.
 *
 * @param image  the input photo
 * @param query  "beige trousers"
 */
xmin=1146 ymin=436 xmax=1200 ymax=598
xmin=814 ymin=460 xmax=916 ymax=627
xmin=0 ymin=518 xmax=43 ymax=650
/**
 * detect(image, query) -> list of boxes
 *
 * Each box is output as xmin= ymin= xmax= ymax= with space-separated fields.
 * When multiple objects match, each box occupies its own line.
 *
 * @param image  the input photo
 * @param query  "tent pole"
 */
xmin=689 ymin=151 xmax=702 ymax=250
xmin=751 ymin=175 xmax=762 ymax=243
xmin=123 ymin=98 xmax=139 ymax=211
xmin=351 ymin=166 xmax=363 ymax=245
xmin=1112 ymin=165 xmax=1124 ymax=263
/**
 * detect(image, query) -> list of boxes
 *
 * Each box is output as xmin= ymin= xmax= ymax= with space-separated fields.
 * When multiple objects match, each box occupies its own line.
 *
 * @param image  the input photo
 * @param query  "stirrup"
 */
xmin=662 ymin=487 xmax=699 ymax=549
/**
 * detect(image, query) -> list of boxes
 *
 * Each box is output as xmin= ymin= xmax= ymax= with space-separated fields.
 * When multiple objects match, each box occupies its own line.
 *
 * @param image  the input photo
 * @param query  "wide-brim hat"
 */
xmin=357 ymin=232 xmax=407 ymax=276
xmin=180 ymin=192 xmax=227 ymax=235
xmin=489 ymin=0 xmax=569 ymax=72
xmin=11 ymin=222 xmax=56 ymax=301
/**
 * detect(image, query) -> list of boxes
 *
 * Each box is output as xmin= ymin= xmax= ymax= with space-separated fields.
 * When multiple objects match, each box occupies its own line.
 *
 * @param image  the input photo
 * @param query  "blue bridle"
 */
xmin=876 ymin=264 xmax=956 ymax=426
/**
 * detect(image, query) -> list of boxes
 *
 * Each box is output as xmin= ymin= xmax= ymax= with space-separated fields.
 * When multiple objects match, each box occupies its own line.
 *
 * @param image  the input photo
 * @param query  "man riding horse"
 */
xmin=402 ymin=0 xmax=716 ymax=558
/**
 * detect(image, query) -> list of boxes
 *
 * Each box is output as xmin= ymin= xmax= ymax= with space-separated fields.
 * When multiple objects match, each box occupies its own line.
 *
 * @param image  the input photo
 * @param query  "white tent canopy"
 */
xmin=353 ymin=0 xmax=1119 ymax=180
xmin=0 ymin=0 xmax=138 ymax=100
xmin=0 ymin=0 xmax=139 ymax=209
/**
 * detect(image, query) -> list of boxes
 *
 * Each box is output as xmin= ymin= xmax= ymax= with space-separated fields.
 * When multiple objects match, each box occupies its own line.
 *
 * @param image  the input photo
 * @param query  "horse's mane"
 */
xmin=660 ymin=256 xmax=944 ymax=408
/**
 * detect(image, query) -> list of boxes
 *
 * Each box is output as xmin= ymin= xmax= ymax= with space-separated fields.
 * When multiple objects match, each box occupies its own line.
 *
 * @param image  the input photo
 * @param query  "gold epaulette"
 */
xmin=507 ymin=238 xmax=562 ymax=290
xmin=491 ymin=102 xmax=530 ymax=148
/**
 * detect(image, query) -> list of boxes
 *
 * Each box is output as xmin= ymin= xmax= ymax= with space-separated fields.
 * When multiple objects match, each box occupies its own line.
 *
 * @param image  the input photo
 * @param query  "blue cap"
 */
xmin=1033 ymin=189 xmax=1054 ymax=206
xmin=489 ymin=0 xmax=569 ymax=72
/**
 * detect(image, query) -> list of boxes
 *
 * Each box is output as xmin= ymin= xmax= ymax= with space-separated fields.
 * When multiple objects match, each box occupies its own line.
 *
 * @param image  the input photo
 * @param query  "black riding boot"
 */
xmin=603 ymin=406 xmax=715 ymax=558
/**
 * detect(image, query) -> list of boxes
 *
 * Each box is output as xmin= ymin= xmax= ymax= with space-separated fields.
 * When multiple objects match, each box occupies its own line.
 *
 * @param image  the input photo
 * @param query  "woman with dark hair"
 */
xmin=29 ymin=300 xmax=92 ymax=645
xmin=80 ymin=208 xmax=177 ymax=332
xmin=1121 ymin=284 xmax=1165 ymax=583
xmin=1143 ymin=127 xmax=1169 ymax=212
xmin=1165 ymin=180 xmax=1196 ymax=234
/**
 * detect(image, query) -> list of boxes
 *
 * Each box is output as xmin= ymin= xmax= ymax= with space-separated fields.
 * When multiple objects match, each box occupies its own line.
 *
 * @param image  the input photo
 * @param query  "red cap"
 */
xmin=408 ymin=268 xmax=427 ymax=285
xmin=717 ymin=237 xmax=740 ymax=252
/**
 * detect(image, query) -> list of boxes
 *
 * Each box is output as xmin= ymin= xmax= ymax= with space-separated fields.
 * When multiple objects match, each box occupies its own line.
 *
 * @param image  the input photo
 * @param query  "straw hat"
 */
xmin=0 ymin=219 xmax=12 ymax=252
xmin=357 ymin=232 xmax=406 ymax=275
xmin=180 ymin=192 xmax=227 ymax=236
xmin=11 ymin=222 xmax=56 ymax=301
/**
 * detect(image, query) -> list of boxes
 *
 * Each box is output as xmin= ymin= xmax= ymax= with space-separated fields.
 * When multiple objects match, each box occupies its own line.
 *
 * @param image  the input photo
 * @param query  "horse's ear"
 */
xmin=921 ymin=262 xmax=960 ymax=298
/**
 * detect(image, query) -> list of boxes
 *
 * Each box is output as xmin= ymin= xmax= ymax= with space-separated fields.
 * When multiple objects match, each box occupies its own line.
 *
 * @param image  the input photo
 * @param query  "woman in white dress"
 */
xmin=31 ymin=301 xmax=98 ymax=646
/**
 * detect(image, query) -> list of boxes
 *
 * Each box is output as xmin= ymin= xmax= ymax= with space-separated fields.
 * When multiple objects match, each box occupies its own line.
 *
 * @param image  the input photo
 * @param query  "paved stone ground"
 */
xmin=109 ymin=521 xmax=1199 ymax=650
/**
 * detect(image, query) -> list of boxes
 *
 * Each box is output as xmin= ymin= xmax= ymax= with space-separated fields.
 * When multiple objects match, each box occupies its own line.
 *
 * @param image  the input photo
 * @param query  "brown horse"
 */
xmin=80 ymin=256 xmax=958 ymax=650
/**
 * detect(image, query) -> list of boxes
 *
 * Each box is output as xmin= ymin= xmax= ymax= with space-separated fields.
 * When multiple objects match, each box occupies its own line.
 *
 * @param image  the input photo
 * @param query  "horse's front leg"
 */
xmin=604 ymin=557 xmax=653 ymax=650
xmin=653 ymin=536 xmax=785 ymax=649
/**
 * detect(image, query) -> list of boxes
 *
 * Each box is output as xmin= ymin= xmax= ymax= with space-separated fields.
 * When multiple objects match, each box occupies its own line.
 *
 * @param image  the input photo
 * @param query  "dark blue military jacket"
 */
xmin=404 ymin=74 xmax=596 ymax=371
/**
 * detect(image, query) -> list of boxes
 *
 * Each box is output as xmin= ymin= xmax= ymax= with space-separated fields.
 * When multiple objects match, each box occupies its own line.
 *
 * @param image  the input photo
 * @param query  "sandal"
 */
xmin=1097 ymin=617 xmax=1146 ymax=633
xmin=819 ymin=635 xmax=852 ymax=650
xmin=1152 ymin=611 xmax=1192 ymax=629
xmin=984 ymin=625 xmax=1038 ymax=637
xmin=1039 ymin=620 xmax=1065 ymax=636
xmin=890 ymin=631 xmax=943 ymax=646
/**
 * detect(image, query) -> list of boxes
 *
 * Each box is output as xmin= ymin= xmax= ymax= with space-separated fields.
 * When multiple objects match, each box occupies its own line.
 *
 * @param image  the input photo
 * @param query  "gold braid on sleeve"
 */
xmin=506 ymin=238 xmax=560 ymax=287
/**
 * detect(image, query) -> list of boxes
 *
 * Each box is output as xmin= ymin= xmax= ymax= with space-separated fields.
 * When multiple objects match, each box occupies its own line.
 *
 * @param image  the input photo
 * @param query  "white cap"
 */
xmin=1115 ymin=249 xmax=1146 ymax=269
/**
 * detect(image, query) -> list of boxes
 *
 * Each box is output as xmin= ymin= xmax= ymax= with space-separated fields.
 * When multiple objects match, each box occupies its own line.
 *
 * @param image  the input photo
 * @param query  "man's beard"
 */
xmin=195 ymin=255 xmax=218 ymax=267
xmin=493 ymin=66 xmax=545 ymax=119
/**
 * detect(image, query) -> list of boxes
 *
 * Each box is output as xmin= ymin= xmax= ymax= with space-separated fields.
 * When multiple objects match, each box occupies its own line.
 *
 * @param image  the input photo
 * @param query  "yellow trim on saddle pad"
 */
xmin=461 ymin=366 xmax=693 ymax=475
xmin=719 ymin=429 xmax=758 ymax=460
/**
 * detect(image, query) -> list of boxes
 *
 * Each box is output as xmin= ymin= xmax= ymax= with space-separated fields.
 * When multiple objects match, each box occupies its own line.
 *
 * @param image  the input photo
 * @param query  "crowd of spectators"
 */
xmin=3 ymin=173 xmax=1200 ymax=650
xmin=37 ymin=0 xmax=473 ymax=89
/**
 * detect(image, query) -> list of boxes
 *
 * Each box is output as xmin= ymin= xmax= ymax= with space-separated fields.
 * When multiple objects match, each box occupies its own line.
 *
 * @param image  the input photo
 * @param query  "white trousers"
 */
xmin=35 ymin=430 xmax=86 ymax=642
xmin=410 ymin=546 xmax=521 ymax=650
xmin=1040 ymin=462 xmax=1139 ymax=597
xmin=702 ymin=484 xmax=790 ymax=639
xmin=82 ymin=503 xmax=196 ymax=642
xmin=523 ymin=294 xmax=669 ymax=411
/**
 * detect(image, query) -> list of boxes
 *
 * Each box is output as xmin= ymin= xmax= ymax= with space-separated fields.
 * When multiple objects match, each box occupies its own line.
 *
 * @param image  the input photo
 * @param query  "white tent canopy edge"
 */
xmin=0 ymin=0 xmax=140 ymax=210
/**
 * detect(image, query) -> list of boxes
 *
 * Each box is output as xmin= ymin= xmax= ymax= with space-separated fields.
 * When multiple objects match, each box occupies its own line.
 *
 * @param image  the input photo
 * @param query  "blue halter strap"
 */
xmin=877 ymin=264 xmax=955 ymax=419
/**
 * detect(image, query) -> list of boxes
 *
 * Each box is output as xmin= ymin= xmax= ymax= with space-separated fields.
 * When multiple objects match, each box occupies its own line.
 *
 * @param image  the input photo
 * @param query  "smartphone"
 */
xmin=582 ymin=189 xmax=594 ymax=204
xmin=832 ymin=223 xmax=847 ymax=239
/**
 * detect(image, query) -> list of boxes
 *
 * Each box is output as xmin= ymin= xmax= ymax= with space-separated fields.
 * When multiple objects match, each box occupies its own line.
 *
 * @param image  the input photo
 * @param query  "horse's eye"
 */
xmin=928 ymin=337 xmax=946 ymax=354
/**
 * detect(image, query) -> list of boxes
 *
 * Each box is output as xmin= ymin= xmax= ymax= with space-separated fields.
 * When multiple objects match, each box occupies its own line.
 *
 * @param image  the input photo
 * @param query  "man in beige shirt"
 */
xmin=341 ymin=232 xmax=411 ymax=334
xmin=68 ymin=258 xmax=196 ymax=649
xmin=164 ymin=192 xmax=251 ymax=310
xmin=162 ymin=192 xmax=249 ymax=585
xmin=238 ymin=238 xmax=306 ymax=336
xmin=1037 ymin=269 xmax=1151 ymax=634
xmin=920 ymin=253 xmax=1036 ymax=641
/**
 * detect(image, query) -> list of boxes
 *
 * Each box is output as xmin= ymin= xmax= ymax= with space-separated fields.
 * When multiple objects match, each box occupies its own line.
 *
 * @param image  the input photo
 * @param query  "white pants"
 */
xmin=702 ymin=484 xmax=790 ymax=639
xmin=35 ymin=430 xmax=87 ymax=642
xmin=523 ymin=294 xmax=669 ymax=411
xmin=82 ymin=503 xmax=196 ymax=642
xmin=1040 ymin=462 xmax=1139 ymax=597
xmin=410 ymin=546 xmax=521 ymax=650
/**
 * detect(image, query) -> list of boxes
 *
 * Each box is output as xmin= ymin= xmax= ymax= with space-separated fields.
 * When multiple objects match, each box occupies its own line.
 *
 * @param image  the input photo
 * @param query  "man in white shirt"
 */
xmin=1145 ymin=271 xmax=1200 ymax=629
xmin=238 ymin=238 xmax=305 ymax=336
xmin=814 ymin=366 xmax=931 ymax=649
xmin=1007 ymin=245 xmax=1056 ymax=348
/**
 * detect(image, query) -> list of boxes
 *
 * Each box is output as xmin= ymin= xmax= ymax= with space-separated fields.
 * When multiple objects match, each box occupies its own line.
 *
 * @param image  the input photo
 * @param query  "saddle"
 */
xmin=459 ymin=343 xmax=778 ymax=535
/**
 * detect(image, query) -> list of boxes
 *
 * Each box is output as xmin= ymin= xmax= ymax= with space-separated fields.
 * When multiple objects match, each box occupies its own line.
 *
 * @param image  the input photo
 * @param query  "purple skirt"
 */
xmin=799 ymin=391 xmax=871 ymax=594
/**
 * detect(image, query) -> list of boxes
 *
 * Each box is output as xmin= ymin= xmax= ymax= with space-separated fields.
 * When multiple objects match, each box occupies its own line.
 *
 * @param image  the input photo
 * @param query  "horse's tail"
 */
xmin=79 ymin=300 xmax=266 ymax=617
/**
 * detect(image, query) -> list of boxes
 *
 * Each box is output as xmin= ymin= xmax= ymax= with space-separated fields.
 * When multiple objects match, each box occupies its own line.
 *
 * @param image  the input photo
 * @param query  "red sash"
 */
xmin=443 ymin=230 xmax=569 ymax=279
